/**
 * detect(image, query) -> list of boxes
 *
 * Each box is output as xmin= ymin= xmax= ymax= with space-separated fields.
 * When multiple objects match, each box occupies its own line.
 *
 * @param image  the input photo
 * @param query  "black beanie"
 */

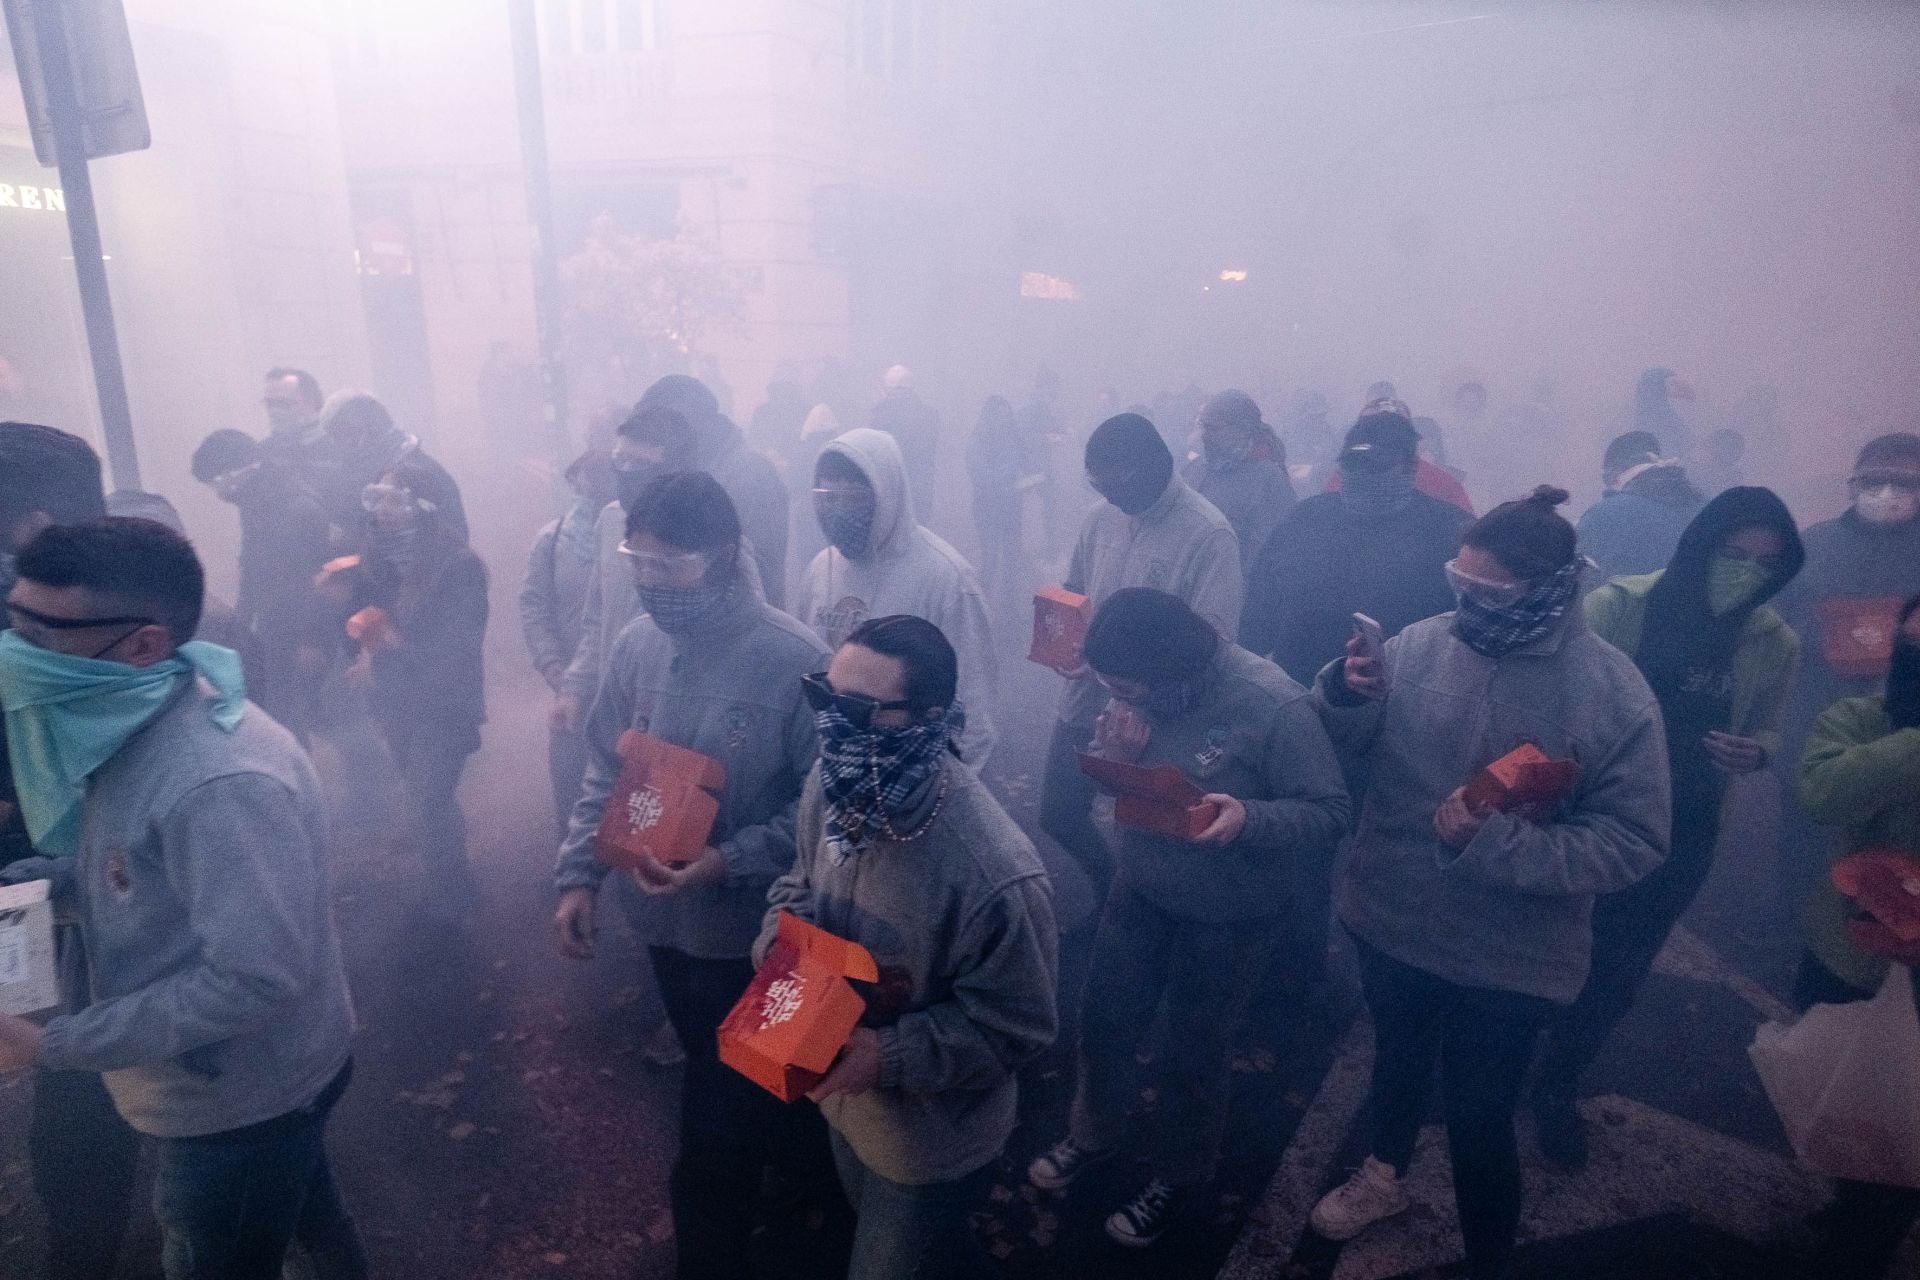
xmin=1085 ymin=413 xmax=1173 ymax=478
xmin=1082 ymin=587 xmax=1220 ymax=686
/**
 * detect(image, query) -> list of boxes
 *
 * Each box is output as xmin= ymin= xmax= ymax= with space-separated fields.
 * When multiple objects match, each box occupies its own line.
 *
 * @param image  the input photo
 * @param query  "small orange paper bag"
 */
xmin=1029 ymin=587 xmax=1093 ymax=673
xmin=1817 ymin=598 xmax=1903 ymax=678
xmin=1833 ymin=848 xmax=1920 ymax=945
xmin=1461 ymin=743 xmax=1577 ymax=821
xmin=1077 ymin=753 xmax=1222 ymax=841
xmin=719 ymin=912 xmax=879 ymax=1102
xmin=595 ymin=730 xmax=727 ymax=869
xmin=345 ymin=606 xmax=396 ymax=650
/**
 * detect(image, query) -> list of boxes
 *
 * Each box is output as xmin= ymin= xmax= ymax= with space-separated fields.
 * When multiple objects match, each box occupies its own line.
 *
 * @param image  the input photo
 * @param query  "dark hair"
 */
xmin=1200 ymin=389 xmax=1262 ymax=432
xmin=105 ymin=489 xmax=187 ymax=536
xmin=1341 ymin=410 xmax=1420 ymax=469
xmin=845 ymin=614 xmax=958 ymax=717
xmin=1082 ymin=587 xmax=1220 ymax=686
xmin=814 ymin=449 xmax=869 ymax=487
xmin=1602 ymin=430 xmax=1664 ymax=476
xmin=323 ymin=392 xmax=395 ymax=441
xmin=636 ymin=374 xmax=720 ymax=426
xmin=15 ymin=517 xmax=204 ymax=644
xmin=1854 ymin=432 xmax=1920 ymax=475
xmin=624 ymin=470 xmax=741 ymax=577
xmin=1462 ymin=485 xmax=1577 ymax=581
xmin=265 ymin=367 xmax=323 ymax=408
xmin=381 ymin=459 xmax=459 ymax=539
xmin=191 ymin=429 xmax=262 ymax=482
xmin=0 ymin=421 xmax=106 ymax=533
xmin=616 ymin=405 xmax=697 ymax=465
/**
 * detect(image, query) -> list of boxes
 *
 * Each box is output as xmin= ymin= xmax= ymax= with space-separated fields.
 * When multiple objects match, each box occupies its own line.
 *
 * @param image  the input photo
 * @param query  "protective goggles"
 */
xmin=617 ymin=541 xmax=709 ymax=578
xmin=1443 ymin=559 xmax=1528 ymax=607
xmin=361 ymin=483 xmax=437 ymax=514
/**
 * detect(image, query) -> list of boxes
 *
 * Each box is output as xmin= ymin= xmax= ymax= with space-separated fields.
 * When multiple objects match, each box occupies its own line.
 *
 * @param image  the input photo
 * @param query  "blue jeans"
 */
xmin=150 ymin=1062 xmax=367 ymax=1280
xmin=830 ymin=1130 xmax=996 ymax=1280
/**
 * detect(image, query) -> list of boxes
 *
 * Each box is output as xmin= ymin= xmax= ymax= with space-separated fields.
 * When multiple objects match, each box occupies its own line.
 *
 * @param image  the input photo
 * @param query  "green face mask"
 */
xmin=1707 ymin=554 xmax=1771 ymax=617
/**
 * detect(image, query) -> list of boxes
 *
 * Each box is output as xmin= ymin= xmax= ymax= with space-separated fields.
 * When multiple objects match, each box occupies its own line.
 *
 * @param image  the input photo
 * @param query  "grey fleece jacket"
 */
xmin=1058 ymin=478 xmax=1242 ymax=727
xmin=35 ymin=681 xmax=355 ymax=1138
xmin=1314 ymin=608 xmax=1671 ymax=1004
xmin=555 ymin=556 xmax=828 ymax=959
xmin=1088 ymin=643 xmax=1350 ymax=923
xmin=757 ymin=758 xmax=1058 ymax=1185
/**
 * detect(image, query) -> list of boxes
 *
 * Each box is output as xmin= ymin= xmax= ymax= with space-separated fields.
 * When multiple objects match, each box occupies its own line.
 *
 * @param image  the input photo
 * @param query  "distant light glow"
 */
xmin=1218 ymin=268 xmax=1248 ymax=283
xmin=1020 ymin=271 xmax=1081 ymax=301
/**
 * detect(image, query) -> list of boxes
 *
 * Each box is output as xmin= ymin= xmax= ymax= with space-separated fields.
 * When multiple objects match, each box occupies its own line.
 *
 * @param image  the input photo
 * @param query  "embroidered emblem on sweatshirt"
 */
xmin=727 ymin=706 xmax=752 ymax=751
xmin=104 ymin=853 xmax=133 ymax=900
xmin=1196 ymin=725 xmax=1227 ymax=769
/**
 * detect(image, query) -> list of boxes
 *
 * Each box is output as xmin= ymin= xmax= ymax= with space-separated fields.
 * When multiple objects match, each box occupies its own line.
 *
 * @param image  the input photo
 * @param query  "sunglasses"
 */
xmin=8 ymin=601 xmax=158 ymax=632
xmin=800 ymin=672 xmax=913 ymax=730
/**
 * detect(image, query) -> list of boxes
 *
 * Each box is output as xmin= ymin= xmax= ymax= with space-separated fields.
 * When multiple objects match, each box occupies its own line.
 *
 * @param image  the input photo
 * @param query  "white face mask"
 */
xmin=1855 ymin=484 xmax=1919 ymax=526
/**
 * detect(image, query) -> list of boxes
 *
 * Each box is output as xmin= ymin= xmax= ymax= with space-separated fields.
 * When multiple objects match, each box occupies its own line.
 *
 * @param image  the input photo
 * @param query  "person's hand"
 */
xmin=553 ymin=887 xmax=598 ymax=960
xmin=343 ymin=652 xmax=374 ymax=692
xmin=1434 ymin=787 xmax=1491 ymax=849
xmin=1342 ymin=631 xmax=1387 ymax=701
xmin=1704 ymin=731 xmax=1768 ymax=776
xmin=629 ymin=845 xmax=728 ymax=897
xmin=1094 ymin=701 xmax=1151 ymax=764
xmin=807 ymin=1027 xmax=882 ymax=1102
xmin=1191 ymin=794 xmax=1247 ymax=847
xmin=0 ymin=1014 xmax=44 ymax=1072
xmin=549 ymin=693 xmax=584 ymax=735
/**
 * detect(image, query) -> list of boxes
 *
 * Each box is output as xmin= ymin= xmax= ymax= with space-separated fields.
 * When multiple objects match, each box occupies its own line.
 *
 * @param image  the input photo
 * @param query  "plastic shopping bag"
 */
xmin=1749 ymin=964 xmax=1920 ymax=1189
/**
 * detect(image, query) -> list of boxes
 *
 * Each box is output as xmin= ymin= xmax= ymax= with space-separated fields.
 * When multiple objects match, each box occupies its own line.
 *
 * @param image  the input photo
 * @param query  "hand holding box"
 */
xmin=0 ymin=881 xmax=57 ymax=1017
xmin=595 ymin=731 xmax=727 ymax=870
xmin=719 ymin=912 xmax=879 ymax=1102
xmin=1461 ymin=744 xmax=1577 ymax=822
xmin=1817 ymin=598 xmax=1904 ymax=678
xmin=345 ymin=606 xmax=398 ymax=651
xmin=1077 ymin=752 xmax=1222 ymax=841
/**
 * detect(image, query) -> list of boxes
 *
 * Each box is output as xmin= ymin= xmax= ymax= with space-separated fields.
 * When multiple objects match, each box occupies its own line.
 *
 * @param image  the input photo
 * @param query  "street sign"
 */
xmin=3 ymin=0 xmax=150 ymax=166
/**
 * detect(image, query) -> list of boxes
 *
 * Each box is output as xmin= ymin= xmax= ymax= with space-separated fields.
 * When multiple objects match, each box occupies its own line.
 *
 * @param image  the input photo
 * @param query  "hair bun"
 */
xmin=1527 ymin=485 xmax=1571 ymax=508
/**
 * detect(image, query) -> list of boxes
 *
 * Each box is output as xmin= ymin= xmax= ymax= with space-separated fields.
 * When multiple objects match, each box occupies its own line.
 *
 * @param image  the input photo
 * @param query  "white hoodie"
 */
xmin=795 ymin=428 xmax=1000 ymax=766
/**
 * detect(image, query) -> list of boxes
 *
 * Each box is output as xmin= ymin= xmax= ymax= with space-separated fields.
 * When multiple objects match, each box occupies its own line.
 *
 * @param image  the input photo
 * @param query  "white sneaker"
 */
xmin=1309 ymin=1156 xmax=1409 ymax=1241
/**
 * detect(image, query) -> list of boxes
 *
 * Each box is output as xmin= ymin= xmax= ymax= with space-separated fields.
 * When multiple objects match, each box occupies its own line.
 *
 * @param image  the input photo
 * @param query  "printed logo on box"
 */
xmin=0 ymin=925 xmax=26 ymax=984
xmin=759 ymin=974 xmax=807 ymax=1031
xmin=625 ymin=785 xmax=665 ymax=834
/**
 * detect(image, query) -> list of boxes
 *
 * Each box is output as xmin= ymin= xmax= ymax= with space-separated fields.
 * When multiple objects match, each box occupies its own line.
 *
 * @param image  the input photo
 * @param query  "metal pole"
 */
xmin=506 ymin=0 xmax=570 ymax=479
xmin=32 ymin=0 xmax=141 ymax=490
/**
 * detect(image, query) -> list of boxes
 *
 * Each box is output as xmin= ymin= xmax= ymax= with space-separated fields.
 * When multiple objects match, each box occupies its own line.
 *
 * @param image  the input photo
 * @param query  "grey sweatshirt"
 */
xmin=794 ymin=429 xmax=1000 ymax=765
xmin=519 ymin=511 xmax=597 ymax=689
xmin=757 ymin=758 xmax=1058 ymax=1185
xmin=1314 ymin=608 xmax=1671 ymax=1004
xmin=35 ymin=681 xmax=356 ymax=1138
xmin=1088 ymin=643 xmax=1350 ymax=923
xmin=1058 ymin=478 xmax=1242 ymax=727
xmin=555 ymin=557 xmax=828 ymax=959
xmin=1181 ymin=439 xmax=1295 ymax=580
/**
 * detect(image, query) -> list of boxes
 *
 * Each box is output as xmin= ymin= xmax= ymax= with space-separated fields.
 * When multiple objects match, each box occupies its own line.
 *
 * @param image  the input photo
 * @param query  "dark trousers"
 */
xmin=650 ymin=946 xmax=842 ymax=1280
xmin=1070 ymin=883 xmax=1281 ymax=1186
xmin=31 ymin=1066 xmax=141 ymax=1280
xmin=1357 ymin=939 xmax=1554 ymax=1280
xmin=150 ymin=1063 xmax=366 ymax=1280
xmin=384 ymin=719 xmax=478 ymax=875
xmin=547 ymin=723 xmax=589 ymax=842
xmin=830 ymin=1131 xmax=996 ymax=1280
xmin=1038 ymin=719 xmax=1111 ymax=900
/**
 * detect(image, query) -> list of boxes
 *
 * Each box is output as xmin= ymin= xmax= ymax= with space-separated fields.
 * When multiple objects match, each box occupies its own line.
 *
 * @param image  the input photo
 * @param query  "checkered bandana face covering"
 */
xmin=814 ymin=702 xmax=965 ymax=845
xmin=1450 ymin=557 xmax=1585 ymax=658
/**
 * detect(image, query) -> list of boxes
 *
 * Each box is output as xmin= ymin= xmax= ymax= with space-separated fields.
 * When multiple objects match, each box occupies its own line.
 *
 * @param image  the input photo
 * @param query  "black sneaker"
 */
xmin=1027 ymin=1136 xmax=1115 ymax=1192
xmin=1104 ymin=1177 xmax=1192 ymax=1248
xmin=1534 ymin=1092 xmax=1590 ymax=1171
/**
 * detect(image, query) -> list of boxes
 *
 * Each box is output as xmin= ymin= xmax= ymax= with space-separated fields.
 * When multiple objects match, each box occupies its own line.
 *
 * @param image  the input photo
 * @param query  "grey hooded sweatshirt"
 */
xmin=757 ymin=757 xmax=1058 ymax=1185
xmin=1058 ymin=478 xmax=1242 ymax=727
xmin=1314 ymin=607 xmax=1671 ymax=1004
xmin=794 ymin=428 xmax=1000 ymax=765
xmin=34 ymin=681 xmax=356 ymax=1138
xmin=554 ymin=552 xmax=828 ymax=959
xmin=1180 ymin=429 xmax=1295 ymax=579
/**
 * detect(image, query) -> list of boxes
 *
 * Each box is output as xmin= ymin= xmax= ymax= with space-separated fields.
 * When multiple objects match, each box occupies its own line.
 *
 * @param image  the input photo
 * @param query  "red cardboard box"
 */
xmin=1077 ymin=752 xmax=1221 ymax=841
xmin=1029 ymin=587 xmax=1093 ymax=673
xmin=1832 ymin=847 xmax=1920 ymax=945
xmin=594 ymin=730 xmax=727 ymax=870
xmin=345 ymin=606 xmax=397 ymax=651
xmin=1461 ymin=744 xmax=1577 ymax=821
xmin=719 ymin=912 xmax=880 ymax=1102
xmin=1817 ymin=598 xmax=1903 ymax=678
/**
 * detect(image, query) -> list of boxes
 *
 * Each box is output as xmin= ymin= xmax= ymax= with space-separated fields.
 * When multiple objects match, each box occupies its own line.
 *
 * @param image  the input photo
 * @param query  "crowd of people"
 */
xmin=0 ymin=354 xmax=1915 ymax=1280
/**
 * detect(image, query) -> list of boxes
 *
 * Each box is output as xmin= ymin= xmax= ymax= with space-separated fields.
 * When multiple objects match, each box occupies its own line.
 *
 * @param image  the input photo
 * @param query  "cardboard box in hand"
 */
xmin=1817 ymin=598 xmax=1904 ymax=678
xmin=0 ymin=880 xmax=57 ymax=1017
xmin=1029 ymin=588 xmax=1093 ymax=674
xmin=719 ymin=912 xmax=879 ymax=1102
xmin=1461 ymin=744 xmax=1577 ymax=822
xmin=594 ymin=731 xmax=726 ymax=870
xmin=1833 ymin=847 xmax=1920 ymax=950
xmin=1077 ymin=752 xmax=1221 ymax=841
xmin=345 ymin=606 xmax=397 ymax=651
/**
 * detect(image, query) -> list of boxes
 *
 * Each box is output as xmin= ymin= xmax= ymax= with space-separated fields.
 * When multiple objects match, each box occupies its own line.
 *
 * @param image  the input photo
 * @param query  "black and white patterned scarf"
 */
xmin=1452 ymin=558 xmax=1585 ymax=658
xmin=815 ymin=702 xmax=965 ymax=850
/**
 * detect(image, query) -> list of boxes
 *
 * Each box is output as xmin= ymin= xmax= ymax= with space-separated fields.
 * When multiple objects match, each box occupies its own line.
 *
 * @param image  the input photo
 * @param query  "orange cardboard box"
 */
xmin=719 ymin=912 xmax=879 ymax=1102
xmin=1817 ymin=598 xmax=1903 ymax=678
xmin=594 ymin=730 xmax=727 ymax=870
xmin=1029 ymin=587 xmax=1093 ymax=673
xmin=345 ymin=606 xmax=397 ymax=651
xmin=1077 ymin=753 xmax=1222 ymax=841
xmin=1461 ymin=743 xmax=1577 ymax=821
xmin=1832 ymin=847 xmax=1920 ymax=945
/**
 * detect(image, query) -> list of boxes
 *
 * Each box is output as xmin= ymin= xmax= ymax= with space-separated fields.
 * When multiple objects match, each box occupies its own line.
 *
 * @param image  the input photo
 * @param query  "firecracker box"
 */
xmin=1817 ymin=598 xmax=1903 ymax=678
xmin=1029 ymin=587 xmax=1093 ymax=673
xmin=1833 ymin=848 xmax=1920 ymax=945
xmin=0 ymin=880 xmax=57 ymax=1017
xmin=345 ymin=606 xmax=397 ymax=651
xmin=1461 ymin=743 xmax=1578 ymax=821
xmin=719 ymin=912 xmax=879 ymax=1102
xmin=1077 ymin=753 xmax=1222 ymax=841
xmin=594 ymin=731 xmax=726 ymax=870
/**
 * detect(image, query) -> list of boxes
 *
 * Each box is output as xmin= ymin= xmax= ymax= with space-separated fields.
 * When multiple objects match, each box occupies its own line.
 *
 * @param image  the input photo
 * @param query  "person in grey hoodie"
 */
xmin=1026 ymin=589 xmax=1348 ymax=1249
xmin=0 ymin=518 xmax=363 ymax=1280
xmin=551 ymin=472 xmax=835 ymax=1280
xmin=759 ymin=615 xmax=1057 ymax=1280
xmin=795 ymin=427 xmax=999 ymax=765
xmin=1305 ymin=487 xmax=1669 ymax=1280
xmin=1180 ymin=389 xmax=1295 ymax=581
xmin=1039 ymin=413 xmax=1241 ymax=900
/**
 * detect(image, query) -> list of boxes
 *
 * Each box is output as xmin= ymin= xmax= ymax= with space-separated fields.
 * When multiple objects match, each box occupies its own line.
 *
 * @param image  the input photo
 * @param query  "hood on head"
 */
xmin=821 ymin=427 xmax=912 ymax=553
xmin=1665 ymin=484 xmax=1805 ymax=613
xmin=1622 ymin=461 xmax=1702 ymax=505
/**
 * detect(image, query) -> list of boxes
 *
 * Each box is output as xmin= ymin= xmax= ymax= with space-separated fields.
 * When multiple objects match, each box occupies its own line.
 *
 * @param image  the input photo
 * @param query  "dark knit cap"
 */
xmin=1082 ymin=587 xmax=1220 ymax=686
xmin=1085 ymin=413 xmax=1172 ymax=472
